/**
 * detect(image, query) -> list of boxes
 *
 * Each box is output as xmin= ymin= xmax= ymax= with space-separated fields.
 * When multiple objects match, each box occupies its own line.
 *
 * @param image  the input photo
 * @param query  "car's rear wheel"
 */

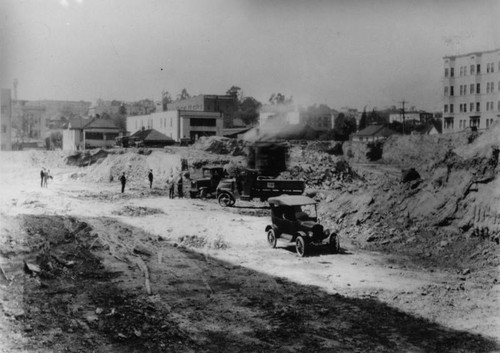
xmin=329 ymin=233 xmax=340 ymax=254
xmin=200 ymin=189 xmax=208 ymax=200
xmin=218 ymin=192 xmax=234 ymax=207
xmin=267 ymin=229 xmax=277 ymax=248
xmin=296 ymin=236 xmax=307 ymax=257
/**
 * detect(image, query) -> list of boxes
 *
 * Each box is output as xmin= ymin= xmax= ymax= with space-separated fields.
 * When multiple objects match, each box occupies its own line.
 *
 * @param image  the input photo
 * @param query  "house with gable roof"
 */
xmin=62 ymin=117 xmax=120 ymax=151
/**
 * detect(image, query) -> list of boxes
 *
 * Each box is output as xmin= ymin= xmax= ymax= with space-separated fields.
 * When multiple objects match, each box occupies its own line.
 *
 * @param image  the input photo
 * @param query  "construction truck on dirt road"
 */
xmin=216 ymin=169 xmax=305 ymax=207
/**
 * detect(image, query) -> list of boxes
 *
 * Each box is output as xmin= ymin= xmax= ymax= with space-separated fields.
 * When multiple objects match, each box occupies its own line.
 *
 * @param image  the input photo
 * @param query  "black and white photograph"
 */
xmin=0 ymin=0 xmax=499 ymax=351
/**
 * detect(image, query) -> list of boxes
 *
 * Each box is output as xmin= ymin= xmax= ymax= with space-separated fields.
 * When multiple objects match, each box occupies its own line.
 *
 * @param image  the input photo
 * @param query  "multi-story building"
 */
xmin=1 ymin=89 xmax=13 ymax=150
xmin=167 ymin=94 xmax=236 ymax=127
xmin=299 ymin=105 xmax=336 ymax=131
xmin=127 ymin=110 xmax=223 ymax=142
xmin=443 ymin=49 xmax=500 ymax=133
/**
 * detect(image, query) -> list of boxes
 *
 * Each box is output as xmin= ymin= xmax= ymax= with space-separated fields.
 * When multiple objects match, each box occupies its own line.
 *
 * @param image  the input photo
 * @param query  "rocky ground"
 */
xmin=0 ymin=128 xmax=499 ymax=352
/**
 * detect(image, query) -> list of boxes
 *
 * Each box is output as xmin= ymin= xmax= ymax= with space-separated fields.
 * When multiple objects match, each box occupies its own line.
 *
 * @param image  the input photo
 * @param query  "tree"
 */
xmin=162 ymin=90 xmax=172 ymax=111
xmin=177 ymin=88 xmax=191 ymax=101
xmin=359 ymin=108 xmax=368 ymax=131
xmin=333 ymin=113 xmax=357 ymax=141
xmin=119 ymin=104 xmax=127 ymax=116
xmin=238 ymin=97 xmax=261 ymax=126
xmin=268 ymin=93 xmax=292 ymax=105
xmin=226 ymin=86 xmax=242 ymax=101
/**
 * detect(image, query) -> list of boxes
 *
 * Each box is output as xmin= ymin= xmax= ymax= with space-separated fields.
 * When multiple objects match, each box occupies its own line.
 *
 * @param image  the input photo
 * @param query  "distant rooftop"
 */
xmin=443 ymin=48 xmax=500 ymax=60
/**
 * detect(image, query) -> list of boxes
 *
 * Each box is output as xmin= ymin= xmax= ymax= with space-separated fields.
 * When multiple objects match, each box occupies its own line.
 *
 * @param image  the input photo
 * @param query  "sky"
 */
xmin=0 ymin=0 xmax=499 ymax=112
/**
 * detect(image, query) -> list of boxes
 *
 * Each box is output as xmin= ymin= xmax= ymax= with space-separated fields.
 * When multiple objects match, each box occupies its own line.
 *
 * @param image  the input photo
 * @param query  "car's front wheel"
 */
xmin=267 ymin=229 xmax=277 ymax=248
xmin=329 ymin=233 xmax=340 ymax=254
xmin=296 ymin=236 xmax=307 ymax=257
xmin=218 ymin=192 xmax=234 ymax=207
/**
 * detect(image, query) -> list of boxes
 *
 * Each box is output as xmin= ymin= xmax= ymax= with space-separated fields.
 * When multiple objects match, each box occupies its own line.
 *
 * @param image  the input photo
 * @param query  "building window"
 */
xmin=450 ymin=67 xmax=454 ymax=77
xmin=444 ymin=87 xmax=448 ymax=95
xmin=444 ymin=104 xmax=448 ymax=113
xmin=476 ymin=64 xmax=480 ymax=74
xmin=444 ymin=117 xmax=454 ymax=129
xmin=470 ymin=117 xmax=480 ymax=128
xmin=476 ymin=102 xmax=480 ymax=112
xmin=476 ymin=83 xmax=480 ymax=94
xmin=470 ymin=84 xmax=475 ymax=94
xmin=470 ymin=102 xmax=474 ymax=112
xmin=444 ymin=68 xmax=449 ymax=77
xmin=470 ymin=65 xmax=475 ymax=74
xmin=464 ymin=104 xmax=467 ymax=113
xmin=450 ymin=104 xmax=454 ymax=113
xmin=85 ymin=132 xmax=104 ymax=140
xmin=450 ymin=86 xmax=454 ymax=96
xmin=190 ymin=118 xmax=216 ymax=127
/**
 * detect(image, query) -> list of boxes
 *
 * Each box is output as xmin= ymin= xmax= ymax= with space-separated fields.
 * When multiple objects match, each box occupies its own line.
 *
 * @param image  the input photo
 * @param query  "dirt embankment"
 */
xmin=290 ymin=125 xmax=500 ymax=276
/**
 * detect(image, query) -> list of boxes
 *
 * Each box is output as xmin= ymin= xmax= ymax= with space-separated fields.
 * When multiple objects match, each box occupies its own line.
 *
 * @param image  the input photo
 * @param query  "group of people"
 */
xmin=118 ymin=169 xmax=188 ymax=198
xmin=40 ymin=168 xmax=52 ymax=188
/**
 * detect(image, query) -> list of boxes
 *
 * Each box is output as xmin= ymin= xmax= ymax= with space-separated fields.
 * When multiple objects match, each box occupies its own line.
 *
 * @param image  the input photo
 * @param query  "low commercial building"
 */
xmin=127 ymin=110 xmax=223 ymax=143
xmin=63 ymin=118 xmax=119 ymax=151
xmin=351 ymin=124 xmax=398 ymax=142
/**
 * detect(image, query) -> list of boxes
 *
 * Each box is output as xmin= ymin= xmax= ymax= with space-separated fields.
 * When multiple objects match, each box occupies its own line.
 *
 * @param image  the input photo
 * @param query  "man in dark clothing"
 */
xmin=120 ymin=172 xmax=126 ymax=193
xmin=148 ymin=169 xmax=153 ymax=189
xmin=177 ymin=174 xmax=183 ymax=198
xmin=167 ymin=174 xmax=175 ymax=199
xmin=40 ymin=168 xmax=45 ymax=188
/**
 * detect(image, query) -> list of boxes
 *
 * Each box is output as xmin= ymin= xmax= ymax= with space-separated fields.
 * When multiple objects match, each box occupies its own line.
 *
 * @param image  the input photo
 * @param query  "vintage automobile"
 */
xmin=265 ymin=195 xmax=340 ymax=257
xmin=189 ymin=166 xmax=226 ymax=199
xmin=216 ymin=168 xmax=305 ymax=207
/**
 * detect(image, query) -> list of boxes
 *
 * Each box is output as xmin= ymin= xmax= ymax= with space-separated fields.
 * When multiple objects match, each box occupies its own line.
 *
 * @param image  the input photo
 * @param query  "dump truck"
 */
xmin=216 ymin=168 xmax=305 ymax=207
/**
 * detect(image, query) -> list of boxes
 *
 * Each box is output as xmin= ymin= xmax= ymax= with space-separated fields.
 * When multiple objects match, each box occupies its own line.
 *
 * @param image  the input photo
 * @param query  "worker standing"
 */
xmin=148 ymin=169 xmax=153 ymax=189
xmin=40 ymin=168 xmax=45 ymax=188
xmin=120 ymin=172 xmax=127 ymax=193
xmin=167 ymin=174 xmax=175 ymax=199
xmin=177 ymin=173 xmax=183 ymax=198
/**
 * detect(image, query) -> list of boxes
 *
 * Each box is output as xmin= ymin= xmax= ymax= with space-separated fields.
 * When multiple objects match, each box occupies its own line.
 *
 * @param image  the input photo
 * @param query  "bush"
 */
xmin=366 ymin=141 xmax=383 ymax=161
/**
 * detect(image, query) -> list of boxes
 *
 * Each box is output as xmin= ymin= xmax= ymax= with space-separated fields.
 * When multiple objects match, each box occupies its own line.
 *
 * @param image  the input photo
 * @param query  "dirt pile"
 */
xmin=283 ymin=145 xmax=364 ymax=188
xmin=381 ymin=132 xmax=470 ymax=171
xmin=65 ymin=149 xmax=110 ymax=167
xmin=81 ymin=150 xmax=182 ymax=183
xmin=192 ymin=136 xmax=247 ymax=156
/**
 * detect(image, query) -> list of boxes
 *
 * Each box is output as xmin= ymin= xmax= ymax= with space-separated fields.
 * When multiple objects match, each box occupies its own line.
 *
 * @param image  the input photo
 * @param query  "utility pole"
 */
xmin=399 ymin=100 xmax=407 ymax=135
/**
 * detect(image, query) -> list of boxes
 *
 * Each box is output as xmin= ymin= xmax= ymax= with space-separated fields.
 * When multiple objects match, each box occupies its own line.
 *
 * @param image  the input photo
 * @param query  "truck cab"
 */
xmin=190 ymin=166 xmax=225 ymax=199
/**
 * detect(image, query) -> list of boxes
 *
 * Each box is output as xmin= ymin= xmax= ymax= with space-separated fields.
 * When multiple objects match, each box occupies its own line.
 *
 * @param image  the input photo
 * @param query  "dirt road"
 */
xmin=0 ymin=160 xmax=499 ymax=352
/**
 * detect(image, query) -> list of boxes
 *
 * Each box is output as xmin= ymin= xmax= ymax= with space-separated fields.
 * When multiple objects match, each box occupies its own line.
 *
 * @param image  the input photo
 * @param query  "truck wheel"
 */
xmin=267 ymin=229 xmax=277 ymax=248
xmin=329 ymin=233 xmax=340 ymax=254
xmin=218 ymin=192 xmax=234 ymax=207
xmin=200 ymin=189 xmax=207 ymax=200
xmin=296 ymin=236 xmax=307 ymax=257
